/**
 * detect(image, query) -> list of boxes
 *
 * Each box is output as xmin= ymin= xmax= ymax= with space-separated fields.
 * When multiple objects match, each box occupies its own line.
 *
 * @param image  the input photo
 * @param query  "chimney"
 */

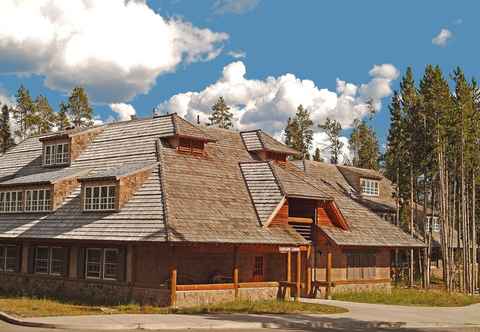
xmin=197 ymin=115 xmax=200 ymax=125
xmin=130 ymin=115 xmax=137 ymax=121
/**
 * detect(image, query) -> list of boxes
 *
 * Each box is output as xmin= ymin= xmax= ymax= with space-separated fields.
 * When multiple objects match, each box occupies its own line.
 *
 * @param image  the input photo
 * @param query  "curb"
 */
xmin=0 ymin=311 xmax=59 ymax=329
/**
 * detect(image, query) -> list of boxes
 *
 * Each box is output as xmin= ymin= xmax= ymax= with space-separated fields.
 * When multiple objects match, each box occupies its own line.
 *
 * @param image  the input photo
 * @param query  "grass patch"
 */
xmin=332 ymin=288 xmax=480 ymax=307
xmin=0 ymin=297 xmax=346 ymax=318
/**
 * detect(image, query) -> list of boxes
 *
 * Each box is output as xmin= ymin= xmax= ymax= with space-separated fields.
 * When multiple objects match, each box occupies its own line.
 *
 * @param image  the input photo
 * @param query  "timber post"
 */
xmin=21 ymin=242 xmax=29 ymax=274
xmin=286 ymin=250 xmax=292 ymax=299
xmin=170 ymin=246 xmax=177 ymax=307
xmin=326 ymin=251 xmax=332 ymax=299
xmin=233 ymin=246 xmax=239 ymax=298
xmin=295 ymin=250 xmax=301 ymax=301
xmin=126 ymin=245 xmax=133 ymax=284
xmin=306 ymin=246 xmax=312 ymax=296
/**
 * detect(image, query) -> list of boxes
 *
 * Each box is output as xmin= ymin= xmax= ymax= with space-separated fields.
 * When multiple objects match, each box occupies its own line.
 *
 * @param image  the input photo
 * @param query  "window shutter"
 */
xmin=117 ymin=248 xmax=126 ymax=282
xmin=28 ymin=247 xmax=35 ymax=274
xmin=77 ymin=248 xmax=85 ymax=279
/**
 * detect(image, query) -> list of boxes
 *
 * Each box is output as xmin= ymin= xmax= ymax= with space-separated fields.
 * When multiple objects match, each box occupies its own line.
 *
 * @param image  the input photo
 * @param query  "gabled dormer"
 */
xmin=240 ymin=130 xmax=299 ymax=162
xmin=39 ymin=127 xmax=103 ymax=167
xmin=155 ymin=113 xmax=215 ymax=156
xmin=337 ymin=165 xmax=383 ymax=198
xmin=78 ymin=162 xmax=156 ymax=212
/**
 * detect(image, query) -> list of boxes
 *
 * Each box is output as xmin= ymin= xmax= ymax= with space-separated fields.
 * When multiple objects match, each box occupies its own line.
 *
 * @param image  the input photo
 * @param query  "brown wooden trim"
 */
xmin=286 ymin=250 xmax=291 ymax=299
xmin=238 ymin=281 xmax=278 ymax=288
xmin=176 ymin=283 xmax=234 ymax=291
xmin=306 ymin=246 xmax=312 ymax=296
xmin=170 ymin=247 xmax=177 ymax=307
xmin=288 ymin=217 xmax=313 ymax=224
xmin=334 ymin=279 xmax=390 ymax=285
xmin=326 ymin=251 xmax=332 ymax=299
xmin=233 ymin=246 xmax=239 ymax=298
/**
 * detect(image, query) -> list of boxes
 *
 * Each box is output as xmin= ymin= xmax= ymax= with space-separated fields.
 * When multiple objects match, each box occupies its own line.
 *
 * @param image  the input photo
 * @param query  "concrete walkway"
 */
xmin=1 ymin=300 xmax=479 ymax=330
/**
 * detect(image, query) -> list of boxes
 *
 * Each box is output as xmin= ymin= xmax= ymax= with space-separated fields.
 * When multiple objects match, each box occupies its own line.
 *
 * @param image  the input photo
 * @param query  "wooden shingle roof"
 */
xmin=240 ymin=130 xmax=299 ymax=155
xmin=302 ymin=160 xmax=424 ymax=247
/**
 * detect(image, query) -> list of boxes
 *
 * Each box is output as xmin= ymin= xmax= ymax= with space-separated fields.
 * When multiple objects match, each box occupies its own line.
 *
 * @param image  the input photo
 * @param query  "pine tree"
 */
xmin=208 ymin=96 xmax=233 ymax=129
xmin=0 ymin=104 xmax=14 ymax=153
xmin=318 ymin=117 xmax=343 ymax=164
xmin=13 ymin=85 xmax=36 ymax=140
xmin=33 ymin=95 xmax=55 ymax=134
xmin=313 ymin=147 xmax=322 ymax=162
xmin=284 ymin=105 xmax=313 ymax=160
xmin=349 ymin=119 xmax=380 ymax=169
xmin=62 ymin=87 xmax=93 ymax=127
xmin=55 ymin=105 xmax=71 ymax=131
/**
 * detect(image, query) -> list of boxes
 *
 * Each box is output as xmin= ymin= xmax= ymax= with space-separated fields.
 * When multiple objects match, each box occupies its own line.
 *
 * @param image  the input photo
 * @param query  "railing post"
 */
xmin=170 ymin=246 xmax=177 ymax=307
xmin=306 ymin=246 xmax=312 ymax=296
xmin=233 ymin=246 xmax=239 ymax=299
xmin=286 ymin=250 xmax=291 ymax=299
xmin=326 ymin=251 xmax=332 ymax=299
xmin=296 ymin=250 xmax=301 ymax=301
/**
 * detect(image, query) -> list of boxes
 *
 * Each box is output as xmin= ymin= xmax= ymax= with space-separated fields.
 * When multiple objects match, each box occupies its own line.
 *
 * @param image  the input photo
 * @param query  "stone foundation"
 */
xmin=313 ymin=281 xmax=391 ymax=298
xmin=176 ymin=287 xmax=279 ymax=307
xmin=0 ymin=273 xmax=170 ymax=306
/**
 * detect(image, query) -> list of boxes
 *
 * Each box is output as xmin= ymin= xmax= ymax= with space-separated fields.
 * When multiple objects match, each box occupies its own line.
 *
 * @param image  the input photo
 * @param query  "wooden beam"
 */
xmin=296 ymin=251 xmax=301 ymax=301
xmin=286 ymin=250 xmax=291 ymax=299
xmin=170 ymin=247 xmax=177 ymax=307
xmin=126 ymin=245 xmax=133 ymax=284
xmin=326 ymin=251 xmax=332 ymax=299
xmin=233 ymin=246 xmax=239 ymax=298
xmin=68 ymin=246 xmax=78 ymax=279
xmin=306 ymin=246 xmax=312 ymax=296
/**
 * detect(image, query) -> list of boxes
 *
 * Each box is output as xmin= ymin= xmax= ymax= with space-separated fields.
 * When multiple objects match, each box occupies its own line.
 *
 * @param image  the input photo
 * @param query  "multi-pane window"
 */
xmin=25 ymin=189 xmax=51 ymax=212
xmin=34 ymin=247 xmax=65 ymax=275
xmin=86 ymin=248 xmax=119 ymax=280
xmin=426 ymin=216 xmax=440 ymax=232
xmin=0 ymin=191 xmax=23 ymax=213
xmin=44 ymin=142 xmax=70 ymax=166
xmin=360 ymin=178 xmax=379 ymax=196
xmin=253 ymin=256 xmax=264 ymax=277
xmin=0 ymin=245 xmax=18 ymax=272
xmin=84 ymin=185 xmax=116 ymax=211
xmin=346 ymin=251 xmax=376 ymax=280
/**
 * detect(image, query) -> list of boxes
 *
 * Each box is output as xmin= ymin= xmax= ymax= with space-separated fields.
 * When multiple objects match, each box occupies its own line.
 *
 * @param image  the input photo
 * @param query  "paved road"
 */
xmin=0 ymin=321 xmax=479 ymax=332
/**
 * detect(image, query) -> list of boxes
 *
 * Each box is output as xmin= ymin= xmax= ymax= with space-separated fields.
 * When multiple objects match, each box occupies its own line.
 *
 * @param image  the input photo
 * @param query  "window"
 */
xmin=44 ymin=142 xmax=70 ymax=166
xmin=426 ymin=216 xmax=440 ymax=232
xmin=84 ymin=185 xmax=116 ymax=211
xmin=0 ymin=245 xmax=18 ymax=272
xmin=0 ymin=191 xmax=23 ymax=213
xmin=177 ymin=138 xmax=205 ymax=155
xmin=86 ymin=248 xmax=119 ymax=280
xmin=34 ymin=247 xmax=65 ymax=275
xmin=25 ymin=189 xmax=51 ymax=212
xmin=360 ymin=178 xmax=379 ymax=196
xmin=253 ymin=256 xmax=264 ymax=277
xmin=346 ymin=251 xmax=376 ymax=280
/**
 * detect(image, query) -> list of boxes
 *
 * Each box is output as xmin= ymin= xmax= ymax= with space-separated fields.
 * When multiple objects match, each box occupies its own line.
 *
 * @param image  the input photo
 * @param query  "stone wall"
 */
xmin=0 ymin=273 xmax=170 ymax=306
xmin=176 ymin=286 xmax=278 ymax=307
xmin=313 ymin=281 xmax=391 ymax=298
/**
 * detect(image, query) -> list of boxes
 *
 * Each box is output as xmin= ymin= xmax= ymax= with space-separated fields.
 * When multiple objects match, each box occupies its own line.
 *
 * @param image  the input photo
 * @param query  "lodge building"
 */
xmin=0 ymin=114 xmax=423 ymax=307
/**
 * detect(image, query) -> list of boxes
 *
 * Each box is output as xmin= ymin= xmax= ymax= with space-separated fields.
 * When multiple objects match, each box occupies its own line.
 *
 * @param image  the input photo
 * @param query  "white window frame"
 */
xmin=25 ymin=189 xmax=51 ymax=212
xmin=44 ymin=142 xmax=70 ymax=166
xmin=84 ymin=185 xmax=116 ymax=211
xmin=85 ymin=248 xmax=119 ymax=281
xmin=34 ymin=246 xmax=50 ymax=274
xmin=86 ymin=248 xmax=102 ymax=279
xmin=0 ymin=191 xmax=23 ymax=213
xmin=360 ymin=178 xmax=379 ymax=197
xmin=0 ymin=245 xmax=17 ymax=272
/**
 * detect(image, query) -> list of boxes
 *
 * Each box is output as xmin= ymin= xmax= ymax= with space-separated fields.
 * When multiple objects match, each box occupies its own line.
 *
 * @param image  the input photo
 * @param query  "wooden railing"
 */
xmin=176 ymin=281 xmax=279 ymax=292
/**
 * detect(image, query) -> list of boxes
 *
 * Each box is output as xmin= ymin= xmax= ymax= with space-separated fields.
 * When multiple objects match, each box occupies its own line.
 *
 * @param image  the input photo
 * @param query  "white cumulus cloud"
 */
xmin=156 ymin=61 xmax=399 ymax=161
xmin=227 ymin=50 xmax=247 ymax=59
xmin=432 ymin=28 xmax=453 ymax=47
xmin=0 ymin=0 xmax=228 ymax=103
xmin=110 ymin=103 xmax=136 ymax=121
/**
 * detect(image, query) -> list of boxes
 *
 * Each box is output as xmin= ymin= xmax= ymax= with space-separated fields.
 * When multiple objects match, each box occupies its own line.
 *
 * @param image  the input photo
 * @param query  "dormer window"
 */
xmin=264 ymin=151 xmax=287 ymax=163
xmin=25 ymin=189 xmax=52 ymax=212
xmin=84 ymin=185 xmax=116 ymax=211
xmin=360 ymin=178 xmax=379 ymax=196
xmin=177 ymin=138 xmax=205 ymax=155
xmin=44 ymin=142 xmax=70 ymax=166
xmin=0 ymin=191 xmax=23 ymax=213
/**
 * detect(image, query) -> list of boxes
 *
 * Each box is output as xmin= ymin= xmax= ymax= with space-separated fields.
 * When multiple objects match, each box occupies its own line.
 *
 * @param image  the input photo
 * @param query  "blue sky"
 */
xmin=0 ymin=0 xmax=478 ymax=156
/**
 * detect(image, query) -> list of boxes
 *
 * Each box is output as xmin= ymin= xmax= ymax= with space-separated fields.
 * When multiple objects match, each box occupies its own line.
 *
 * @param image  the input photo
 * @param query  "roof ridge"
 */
xmin=266 ymin=161 xmax=285 ymax=196
xmin=276 ymin=162 xmax=333 ymax=199
xmin=155 ymin=139 xmax=170 ymax=242
xmin=256 ymin=130 xmax=266 ymax=149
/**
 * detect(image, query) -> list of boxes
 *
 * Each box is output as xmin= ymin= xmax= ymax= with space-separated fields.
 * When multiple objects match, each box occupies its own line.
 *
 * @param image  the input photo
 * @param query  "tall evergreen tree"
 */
xmin=62 ymin=87 xmax=93 ymax=127
xmin=208 ymin=96 xmax=233 ymax=129
xmin=33 ymin=95 xmax=55 ymax=134
xmin=0 ymin=104 xmax=14 ymax=153
xmin=318 ymin=117 xmax=343 ymax=164
xmin=13 ymin=85 xmax=36 ymax=140
xmin=349 ymin=119 xmax=380 ymax=169
xmin=55 ymin=106 xmax=71 ymax=131
xmin=313 ymin=147 xmax=322 ymax=162
xmin=284 ymin=105 xmax=313 ymax=160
